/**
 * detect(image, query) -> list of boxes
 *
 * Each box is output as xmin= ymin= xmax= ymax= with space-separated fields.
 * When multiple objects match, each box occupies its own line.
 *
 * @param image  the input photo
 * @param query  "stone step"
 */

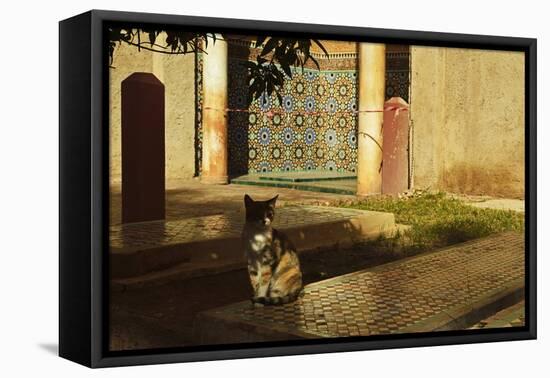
xmin=194 ymin=232 xmax=525 ymax=344
xmin=257 ymin=170 xmax=357 ymax=183
xmin=111 ymin=259 xmax=245 ymax=291
xmin=230 ymin=175 xmax=357 ymax=195
xmin=111 ymin=224 xmax=410 ymax=291
xmin=110 ymin=205 xmax=401 ymax=287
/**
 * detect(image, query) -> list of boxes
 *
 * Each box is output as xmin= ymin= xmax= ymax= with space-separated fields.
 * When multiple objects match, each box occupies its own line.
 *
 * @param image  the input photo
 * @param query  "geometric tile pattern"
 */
xmin=195 ymin=50 xmax=410 ymax=176
xmin=227 ymin=60 xmax=359 ymax=175
xmin=110 ymin=205 xmax=370 ymax=254
xmin=194 ymin=52 xmax=204 ymax=176
xmin=385 ymin=51 xmax=410 ymax=102
xmin=386 ymin=70 xmax=409 ymax=102
xmin=206 ymin=232 xmax=524 ymax=338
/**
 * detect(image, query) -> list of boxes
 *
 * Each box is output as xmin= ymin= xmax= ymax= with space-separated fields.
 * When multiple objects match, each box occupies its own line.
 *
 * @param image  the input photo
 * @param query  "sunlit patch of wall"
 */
xmin=410 ymin=46 xmax=525 ymax=198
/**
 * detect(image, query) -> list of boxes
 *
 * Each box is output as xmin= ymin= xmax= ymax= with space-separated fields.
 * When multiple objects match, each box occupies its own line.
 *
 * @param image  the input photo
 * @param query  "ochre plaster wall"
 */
xmin=109 ymin=36 xmax=196 ymax=186
xmin=410 ymin=46 xmax=525 ymax=198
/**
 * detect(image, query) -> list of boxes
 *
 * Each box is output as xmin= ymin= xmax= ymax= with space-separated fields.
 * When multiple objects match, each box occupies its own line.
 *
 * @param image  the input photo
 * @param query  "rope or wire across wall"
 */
xmin=202 ymin=105 xmax=408 ymax=154
xmin=202 ymin=105 xmax=408 ymax=116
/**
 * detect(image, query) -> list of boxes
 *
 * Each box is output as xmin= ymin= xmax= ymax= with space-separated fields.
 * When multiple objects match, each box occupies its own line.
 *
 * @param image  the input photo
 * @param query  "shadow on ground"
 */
xmin=37 ymin=343 xmax=58 ymax=356
xmin=110 ymin=179 xmax=355 ymax=225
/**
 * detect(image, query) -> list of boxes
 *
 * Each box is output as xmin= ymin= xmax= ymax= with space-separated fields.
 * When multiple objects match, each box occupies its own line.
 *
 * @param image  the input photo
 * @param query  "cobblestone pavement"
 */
xmin=110 ymin=179 xmax=356 ymax=226
xmin=199 ymin=232 xmax=524 ymax=340
xmin=470 ymin=300 xmax=525 ymax=329
xmin=110 ymin=206 xmax=373 ymax=253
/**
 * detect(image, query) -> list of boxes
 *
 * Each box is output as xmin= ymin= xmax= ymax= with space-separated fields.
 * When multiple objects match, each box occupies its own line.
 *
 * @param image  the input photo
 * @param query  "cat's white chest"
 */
xmin=247 ymin=233 xmax=269 ymax=253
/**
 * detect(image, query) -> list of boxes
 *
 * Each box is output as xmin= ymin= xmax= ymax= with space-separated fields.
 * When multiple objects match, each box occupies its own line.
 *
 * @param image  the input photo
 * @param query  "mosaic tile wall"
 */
xmin=227 ymin=60 xmax=359 ymax=175
xmin=194 ymin=52 xmax=204 ymax=176
xmin=386 ymin=51 xmax=410 ymax=102
xmin=194 ymin=46 xmax=410 ymax=176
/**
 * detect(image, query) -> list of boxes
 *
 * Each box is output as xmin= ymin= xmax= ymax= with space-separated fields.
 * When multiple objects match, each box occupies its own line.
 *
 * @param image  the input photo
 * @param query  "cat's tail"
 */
xmin=254 ymin=290 xmax=304 ymax=306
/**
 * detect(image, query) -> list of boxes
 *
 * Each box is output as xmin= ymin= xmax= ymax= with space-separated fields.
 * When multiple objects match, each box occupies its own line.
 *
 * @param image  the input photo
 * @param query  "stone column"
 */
xmin=357 ymin=43 xmax=386 ymax=195
xmin=201 ymin=34 xmax=229 ymax=184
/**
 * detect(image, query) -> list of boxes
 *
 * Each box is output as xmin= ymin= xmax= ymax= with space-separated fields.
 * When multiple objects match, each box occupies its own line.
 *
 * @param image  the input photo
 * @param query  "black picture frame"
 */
xmin=59 ymin=9 xmax=537 ymax=368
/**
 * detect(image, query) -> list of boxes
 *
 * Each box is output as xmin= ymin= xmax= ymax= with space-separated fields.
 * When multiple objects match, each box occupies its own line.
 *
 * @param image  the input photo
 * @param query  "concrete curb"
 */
xmin=401 ymin=278 xmax=525 ymax=333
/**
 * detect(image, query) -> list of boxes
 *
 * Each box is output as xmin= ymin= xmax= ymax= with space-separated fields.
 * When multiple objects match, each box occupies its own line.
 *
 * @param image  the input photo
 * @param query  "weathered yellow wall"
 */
xmin=410 ymin=46 xmax=525 ymax=198
xmin=109 ymin=35 xmax=196 ymax=186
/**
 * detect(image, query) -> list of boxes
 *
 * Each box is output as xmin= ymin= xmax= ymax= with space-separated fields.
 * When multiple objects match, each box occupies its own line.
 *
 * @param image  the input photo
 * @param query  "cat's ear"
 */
xmin=268 ymin=195 xmax=279 ymax=206
xmin=244 ymin=194 xmax=254 ymax=207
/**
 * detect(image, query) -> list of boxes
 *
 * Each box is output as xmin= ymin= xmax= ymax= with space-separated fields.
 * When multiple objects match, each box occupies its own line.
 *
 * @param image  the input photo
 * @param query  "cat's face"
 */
xmin=244 ymin=194 xmax=278 ymax=227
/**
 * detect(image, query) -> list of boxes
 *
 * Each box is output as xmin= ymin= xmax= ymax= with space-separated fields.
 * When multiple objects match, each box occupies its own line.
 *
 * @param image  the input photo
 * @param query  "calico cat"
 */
xmin=242 ymin=194 xmax=303 ymax=305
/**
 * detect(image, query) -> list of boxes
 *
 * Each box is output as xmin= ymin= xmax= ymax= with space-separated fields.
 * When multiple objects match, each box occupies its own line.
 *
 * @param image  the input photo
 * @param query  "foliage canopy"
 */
xmin=109 ymin=28 xmax=328 ymax=106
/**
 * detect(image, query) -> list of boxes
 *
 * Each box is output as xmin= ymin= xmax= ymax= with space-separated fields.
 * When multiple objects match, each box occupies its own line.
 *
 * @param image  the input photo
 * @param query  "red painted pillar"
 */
xmin=382 ymin=97 xmax=409 ymax=194
xmin=121 ymin=72 xmax=165 ymax=223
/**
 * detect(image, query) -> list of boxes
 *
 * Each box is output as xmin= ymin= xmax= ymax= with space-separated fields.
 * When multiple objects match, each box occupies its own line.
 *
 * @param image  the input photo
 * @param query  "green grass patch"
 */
xmin=342 ymin=192 xmax=524 ymax=253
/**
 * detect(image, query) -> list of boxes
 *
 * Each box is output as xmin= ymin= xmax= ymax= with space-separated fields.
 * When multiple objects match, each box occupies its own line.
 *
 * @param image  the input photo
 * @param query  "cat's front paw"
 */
xmin=251 ymin=296 xmax=265 ymax=307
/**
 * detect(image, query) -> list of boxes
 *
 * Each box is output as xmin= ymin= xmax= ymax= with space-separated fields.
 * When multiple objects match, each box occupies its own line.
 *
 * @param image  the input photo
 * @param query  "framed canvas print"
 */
xmin=59 ymin=10 xmax=536 ymax=368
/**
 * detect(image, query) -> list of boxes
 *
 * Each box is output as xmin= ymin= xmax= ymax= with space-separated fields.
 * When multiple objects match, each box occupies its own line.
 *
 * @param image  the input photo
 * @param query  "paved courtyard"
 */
xmin=196 ymin=232 xmax=525 ymax=343
xmin=110 ymin=205 xmax=399 ymax=285
xmin=110 ymin=179 xmax=356 ymax=226
xmin=108 ymin=179 xmax=526 ymax=349
xmin=110 ymin=206 xmax=388 ymax=253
